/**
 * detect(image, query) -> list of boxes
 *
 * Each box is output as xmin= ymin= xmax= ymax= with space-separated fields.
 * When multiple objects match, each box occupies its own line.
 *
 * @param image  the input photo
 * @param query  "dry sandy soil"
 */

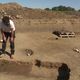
xmin=0 ymin=3 xmax=80 ymax=80
xmin=0 ymin=28 xmax=80 ymax=80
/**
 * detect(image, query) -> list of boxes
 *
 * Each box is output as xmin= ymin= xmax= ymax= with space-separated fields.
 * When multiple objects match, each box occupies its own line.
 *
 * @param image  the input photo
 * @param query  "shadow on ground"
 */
xmin=0 ymin=49 xmax=11 ymax=58
xmin=57 ymin=63 xmax=71 ymax=80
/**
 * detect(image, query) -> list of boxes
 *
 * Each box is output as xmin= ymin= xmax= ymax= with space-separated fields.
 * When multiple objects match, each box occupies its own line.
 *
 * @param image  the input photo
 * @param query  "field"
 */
xmin=0 ymin=23 xmax=80 ymax=80
xmin=0 ymin=3 xmax=80 ymax=80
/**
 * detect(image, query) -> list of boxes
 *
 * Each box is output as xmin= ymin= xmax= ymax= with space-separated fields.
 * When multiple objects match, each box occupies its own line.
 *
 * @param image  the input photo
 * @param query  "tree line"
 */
xmin=45 ymin=5 xmax=80 ymax=12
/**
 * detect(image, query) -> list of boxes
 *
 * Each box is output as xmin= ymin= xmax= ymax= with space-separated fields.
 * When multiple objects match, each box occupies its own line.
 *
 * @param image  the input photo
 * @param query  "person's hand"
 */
xmin=3 ymin=36 xmax=6 ymax=41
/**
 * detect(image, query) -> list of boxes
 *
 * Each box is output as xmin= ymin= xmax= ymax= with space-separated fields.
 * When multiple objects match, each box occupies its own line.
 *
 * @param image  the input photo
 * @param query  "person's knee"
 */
xmin=10 ymin=40 xmax=14 ymax=43
xmin=10 ymin=38 xmax=14 ymax=43
xmin=3 ymin=40 xmax=6 ymax=43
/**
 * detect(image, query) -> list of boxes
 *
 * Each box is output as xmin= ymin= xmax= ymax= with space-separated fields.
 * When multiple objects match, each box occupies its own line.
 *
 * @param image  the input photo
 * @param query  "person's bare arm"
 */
xmin=1 ymin=29 xmax=4 ymax=38
xmin=1 ymin=29 xmax=6 ymax=41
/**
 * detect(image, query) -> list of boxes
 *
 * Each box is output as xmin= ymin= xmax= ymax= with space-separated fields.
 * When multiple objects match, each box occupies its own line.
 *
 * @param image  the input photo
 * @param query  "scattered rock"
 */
xmin=16 ymin=15 xmax=23 ymax=19
xmin=25 ymin=49 xmax=33 ymax=56
xmin=35 ymin=59 xmax=62 ymax=69
xmin=55 ymin=37 xmax=59 ymax=40
xmin=35 ymin=59 xmax=41 ymax=67
xmin=73 ymin=48 xmax=80 ymax=53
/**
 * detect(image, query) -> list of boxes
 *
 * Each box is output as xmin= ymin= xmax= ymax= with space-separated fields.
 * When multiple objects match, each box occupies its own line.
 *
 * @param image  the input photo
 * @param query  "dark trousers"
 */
xmin=2 ymin=32 xmax=15 ymax=55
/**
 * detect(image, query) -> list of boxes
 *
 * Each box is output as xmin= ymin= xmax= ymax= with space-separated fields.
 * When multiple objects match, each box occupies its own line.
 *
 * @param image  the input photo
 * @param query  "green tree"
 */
xmin=45 ymin=8 xmax=50 ymax=11
xmin=78 ymin=9 xmax=80 ymax=12
xmin=52 ymin=5 xmax=75 ymax=11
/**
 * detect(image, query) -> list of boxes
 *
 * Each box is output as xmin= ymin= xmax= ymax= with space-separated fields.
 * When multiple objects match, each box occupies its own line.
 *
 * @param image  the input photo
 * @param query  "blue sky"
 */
xmin=0 ymin=0 xmax=80 ymax=9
